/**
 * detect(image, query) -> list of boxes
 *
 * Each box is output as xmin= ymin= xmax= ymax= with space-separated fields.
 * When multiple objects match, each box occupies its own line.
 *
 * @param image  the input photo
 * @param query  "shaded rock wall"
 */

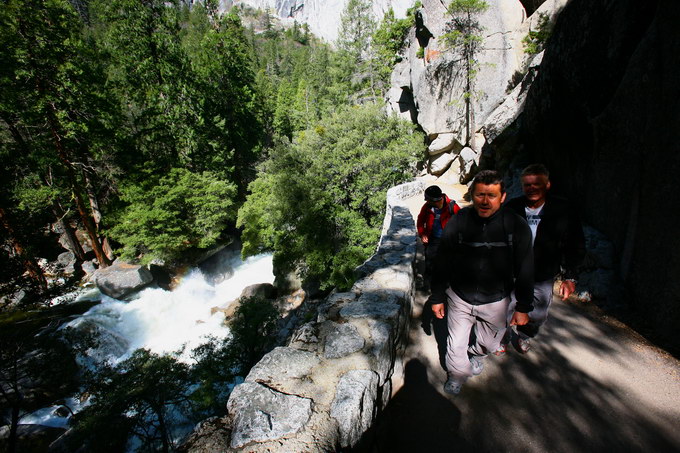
xmin=519 ymin=0 xmax=680 ymax=349
xmin=184 ymin=181 xmax=423 ymax=451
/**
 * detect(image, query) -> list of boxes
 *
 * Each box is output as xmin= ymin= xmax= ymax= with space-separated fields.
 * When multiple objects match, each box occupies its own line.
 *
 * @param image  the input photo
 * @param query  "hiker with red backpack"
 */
xmin=417 ymin=185 xmax=460 ymax=280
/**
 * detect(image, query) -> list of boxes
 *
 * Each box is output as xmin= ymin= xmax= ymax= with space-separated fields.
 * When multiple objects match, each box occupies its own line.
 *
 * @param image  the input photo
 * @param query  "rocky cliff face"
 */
xmin=519 ymin=0 xmax=680 ymax=351
xmin=226 ymin=0 xmax=413 ymax=42
xmin=386 ymin=0 xmax=568 ymax=178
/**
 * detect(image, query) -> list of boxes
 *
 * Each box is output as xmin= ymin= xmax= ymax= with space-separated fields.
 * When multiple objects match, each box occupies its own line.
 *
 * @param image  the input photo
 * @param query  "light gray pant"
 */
xmin=445 ymin=288 xmax=510 ymax=382
xmin=508 ymin=279 xmax=555 ymax=338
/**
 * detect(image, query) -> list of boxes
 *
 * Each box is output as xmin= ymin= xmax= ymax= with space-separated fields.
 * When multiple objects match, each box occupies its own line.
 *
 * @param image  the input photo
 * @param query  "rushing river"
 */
xmin=65 ymin=251 xmax=275 ymax=365
xmin=19 ymin=249 xmax=274 ymax=428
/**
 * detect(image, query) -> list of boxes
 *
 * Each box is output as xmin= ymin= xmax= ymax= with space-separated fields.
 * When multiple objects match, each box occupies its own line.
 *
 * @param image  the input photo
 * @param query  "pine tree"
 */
xmin=337 ymin=0 xmax=379 ymax=99
xmin=443 ymin=0 xmax=489 ymax=144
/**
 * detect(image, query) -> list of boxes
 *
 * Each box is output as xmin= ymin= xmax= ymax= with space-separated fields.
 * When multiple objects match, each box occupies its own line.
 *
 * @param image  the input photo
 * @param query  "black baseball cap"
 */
xmin=424 ymin=185 xmax=443 ymax=201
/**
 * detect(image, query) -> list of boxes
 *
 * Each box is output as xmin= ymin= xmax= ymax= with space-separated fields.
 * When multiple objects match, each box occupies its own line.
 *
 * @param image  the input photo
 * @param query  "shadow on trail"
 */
xmin=461 ymin=320 xmax=680 ymax=452
xmin=420 ymin=300 xmax=449 ymax=369
xmin=365 ymin=359 xmax=474 ymax=453
xmin=363 ymin=295 xmax=680 ymax=453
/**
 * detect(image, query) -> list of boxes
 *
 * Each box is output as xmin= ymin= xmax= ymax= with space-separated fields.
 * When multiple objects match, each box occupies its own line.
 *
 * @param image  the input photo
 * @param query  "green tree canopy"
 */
xmin=108 ymin=168 xmax=237 ymax=264
xmin=238 ymin=104 xmax=422 ymax=290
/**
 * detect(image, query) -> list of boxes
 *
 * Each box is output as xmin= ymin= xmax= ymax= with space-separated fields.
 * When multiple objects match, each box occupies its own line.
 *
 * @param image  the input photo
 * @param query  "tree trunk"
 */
xmin=83 ymin=169 xmax=102 ymax=226
xmin=45 ymin=107 xmax=112 ymax=268
xmin=156 ymin=407 xmax=170 ymax=453
xmin=0 ymin=207 xmax=48 ymax=290
xmin=82 ymin=168 xmax=114 ymax=259
xmin=7 ymin=402 xmax=20 ymax=453
xmin=70 ymin=176 xmax=111 ymax=267
xmin=51 ymin=202 xmax=86 ymax=261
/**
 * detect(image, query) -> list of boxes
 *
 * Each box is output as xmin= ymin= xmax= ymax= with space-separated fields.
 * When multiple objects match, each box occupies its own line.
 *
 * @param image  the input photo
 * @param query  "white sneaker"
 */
xmin=470 ymin=356 xmax=484 ymax=376
xmin=444 ymin=378 xmax=463 ymax=395
xmin=518 ymin=336 xmax=532 ymax=354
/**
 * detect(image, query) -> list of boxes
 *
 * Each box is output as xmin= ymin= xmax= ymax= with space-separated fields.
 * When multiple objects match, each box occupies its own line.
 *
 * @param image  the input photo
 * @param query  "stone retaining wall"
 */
xmin=214 ymin=181 xmax=424 ymax=452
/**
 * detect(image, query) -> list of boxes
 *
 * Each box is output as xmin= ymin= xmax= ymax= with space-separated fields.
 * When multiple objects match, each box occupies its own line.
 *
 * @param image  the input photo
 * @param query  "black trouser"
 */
xmin=424 ymin=237 xmax=441 ymax=278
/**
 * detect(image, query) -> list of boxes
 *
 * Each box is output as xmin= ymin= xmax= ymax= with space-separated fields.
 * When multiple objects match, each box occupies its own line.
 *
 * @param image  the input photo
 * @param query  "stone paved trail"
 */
xmin=368 ymin=180 xmax=680 ymax=453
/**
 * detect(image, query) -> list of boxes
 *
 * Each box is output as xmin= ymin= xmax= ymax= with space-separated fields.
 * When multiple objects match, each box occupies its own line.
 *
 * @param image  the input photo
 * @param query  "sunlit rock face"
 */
xmin=226 ymin=0 xmax=413 ymax=42
xmin=384 ymin=0 xmax=533 ymax=179
xmin=519 ymin=0 xmax=680 ymax=350
xmin=387 ymin=0 xmax=526 ymax=143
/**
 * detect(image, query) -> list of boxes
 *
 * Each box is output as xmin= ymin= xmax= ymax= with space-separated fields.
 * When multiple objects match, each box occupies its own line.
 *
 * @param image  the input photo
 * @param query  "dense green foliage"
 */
xmin=108 ymin=168 xmax=237 ymax=263
xmin=0 ymin=0 xmax=266 ymax=281
xmin=1 ymin=0 xmax=421 ymax=292
xmin=74 ymin=349 xmax=192 ymax=452
xmin=238 ymin=104 xmax=422 ymax=290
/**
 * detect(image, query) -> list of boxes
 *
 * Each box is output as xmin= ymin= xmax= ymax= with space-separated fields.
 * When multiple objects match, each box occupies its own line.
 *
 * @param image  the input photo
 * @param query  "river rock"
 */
xmin=330 ymin=370 xmax=379 ymax=448
xmin=227 ymin=382 xmax=313 ymax=449
xmin=94 ymin=260 xmax=153 ymax=299
xmin=56 ymin=251 xmax=77 ymax=276
xmin=239 ymin=282 xmax=276 ymax=300
xmin=1 ymin=288 xmax=27 ymax=309
xmin=81 ymin=259 xmax=98 ymax=278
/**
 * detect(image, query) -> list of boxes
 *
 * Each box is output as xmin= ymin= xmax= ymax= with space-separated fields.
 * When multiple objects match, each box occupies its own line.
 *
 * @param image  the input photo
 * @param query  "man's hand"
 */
xmin=510 ymin=311 xmax=529 ymax=326
xmin=559 ymin=280 xmax=576 ymax=299
xmin=431 ymin=303 xmax=445 ymax=319
xmin=422 ymin=235 xmax=429 ymax=245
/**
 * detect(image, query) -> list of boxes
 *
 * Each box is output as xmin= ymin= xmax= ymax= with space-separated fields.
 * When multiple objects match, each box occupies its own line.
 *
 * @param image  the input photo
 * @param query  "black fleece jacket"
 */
xmin=429 ymin=206 xmax=534 ymax=313
xmin=505 ymin=195 xmax=585 ymax=282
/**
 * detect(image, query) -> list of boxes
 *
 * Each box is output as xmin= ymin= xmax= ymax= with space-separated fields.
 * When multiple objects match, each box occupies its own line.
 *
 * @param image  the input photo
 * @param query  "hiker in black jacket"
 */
xmin=429 ymin=170 xmax=534 ymax=395
xmin=504 ymin=164 xmax=586 ymax=353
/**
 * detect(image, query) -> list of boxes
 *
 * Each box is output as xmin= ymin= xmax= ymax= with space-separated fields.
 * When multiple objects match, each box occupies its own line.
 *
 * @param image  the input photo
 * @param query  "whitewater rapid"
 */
xmin=65 ymin=252 xmax=274 ymax=365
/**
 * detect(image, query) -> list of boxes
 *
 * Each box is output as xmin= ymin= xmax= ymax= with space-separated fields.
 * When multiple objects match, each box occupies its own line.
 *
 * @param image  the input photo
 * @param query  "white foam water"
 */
xmin=64 ymin=252 xmax=274 ymax=365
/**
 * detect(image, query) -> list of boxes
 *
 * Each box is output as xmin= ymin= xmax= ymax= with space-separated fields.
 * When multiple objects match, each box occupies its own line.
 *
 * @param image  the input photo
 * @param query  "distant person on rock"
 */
xmin=429 ymin=170 xmax=534 ymax=396
xmin=503 ymin=164 xmax=585 ymax=353
xmin=416 ymin=185 xmax=460 ymax=281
